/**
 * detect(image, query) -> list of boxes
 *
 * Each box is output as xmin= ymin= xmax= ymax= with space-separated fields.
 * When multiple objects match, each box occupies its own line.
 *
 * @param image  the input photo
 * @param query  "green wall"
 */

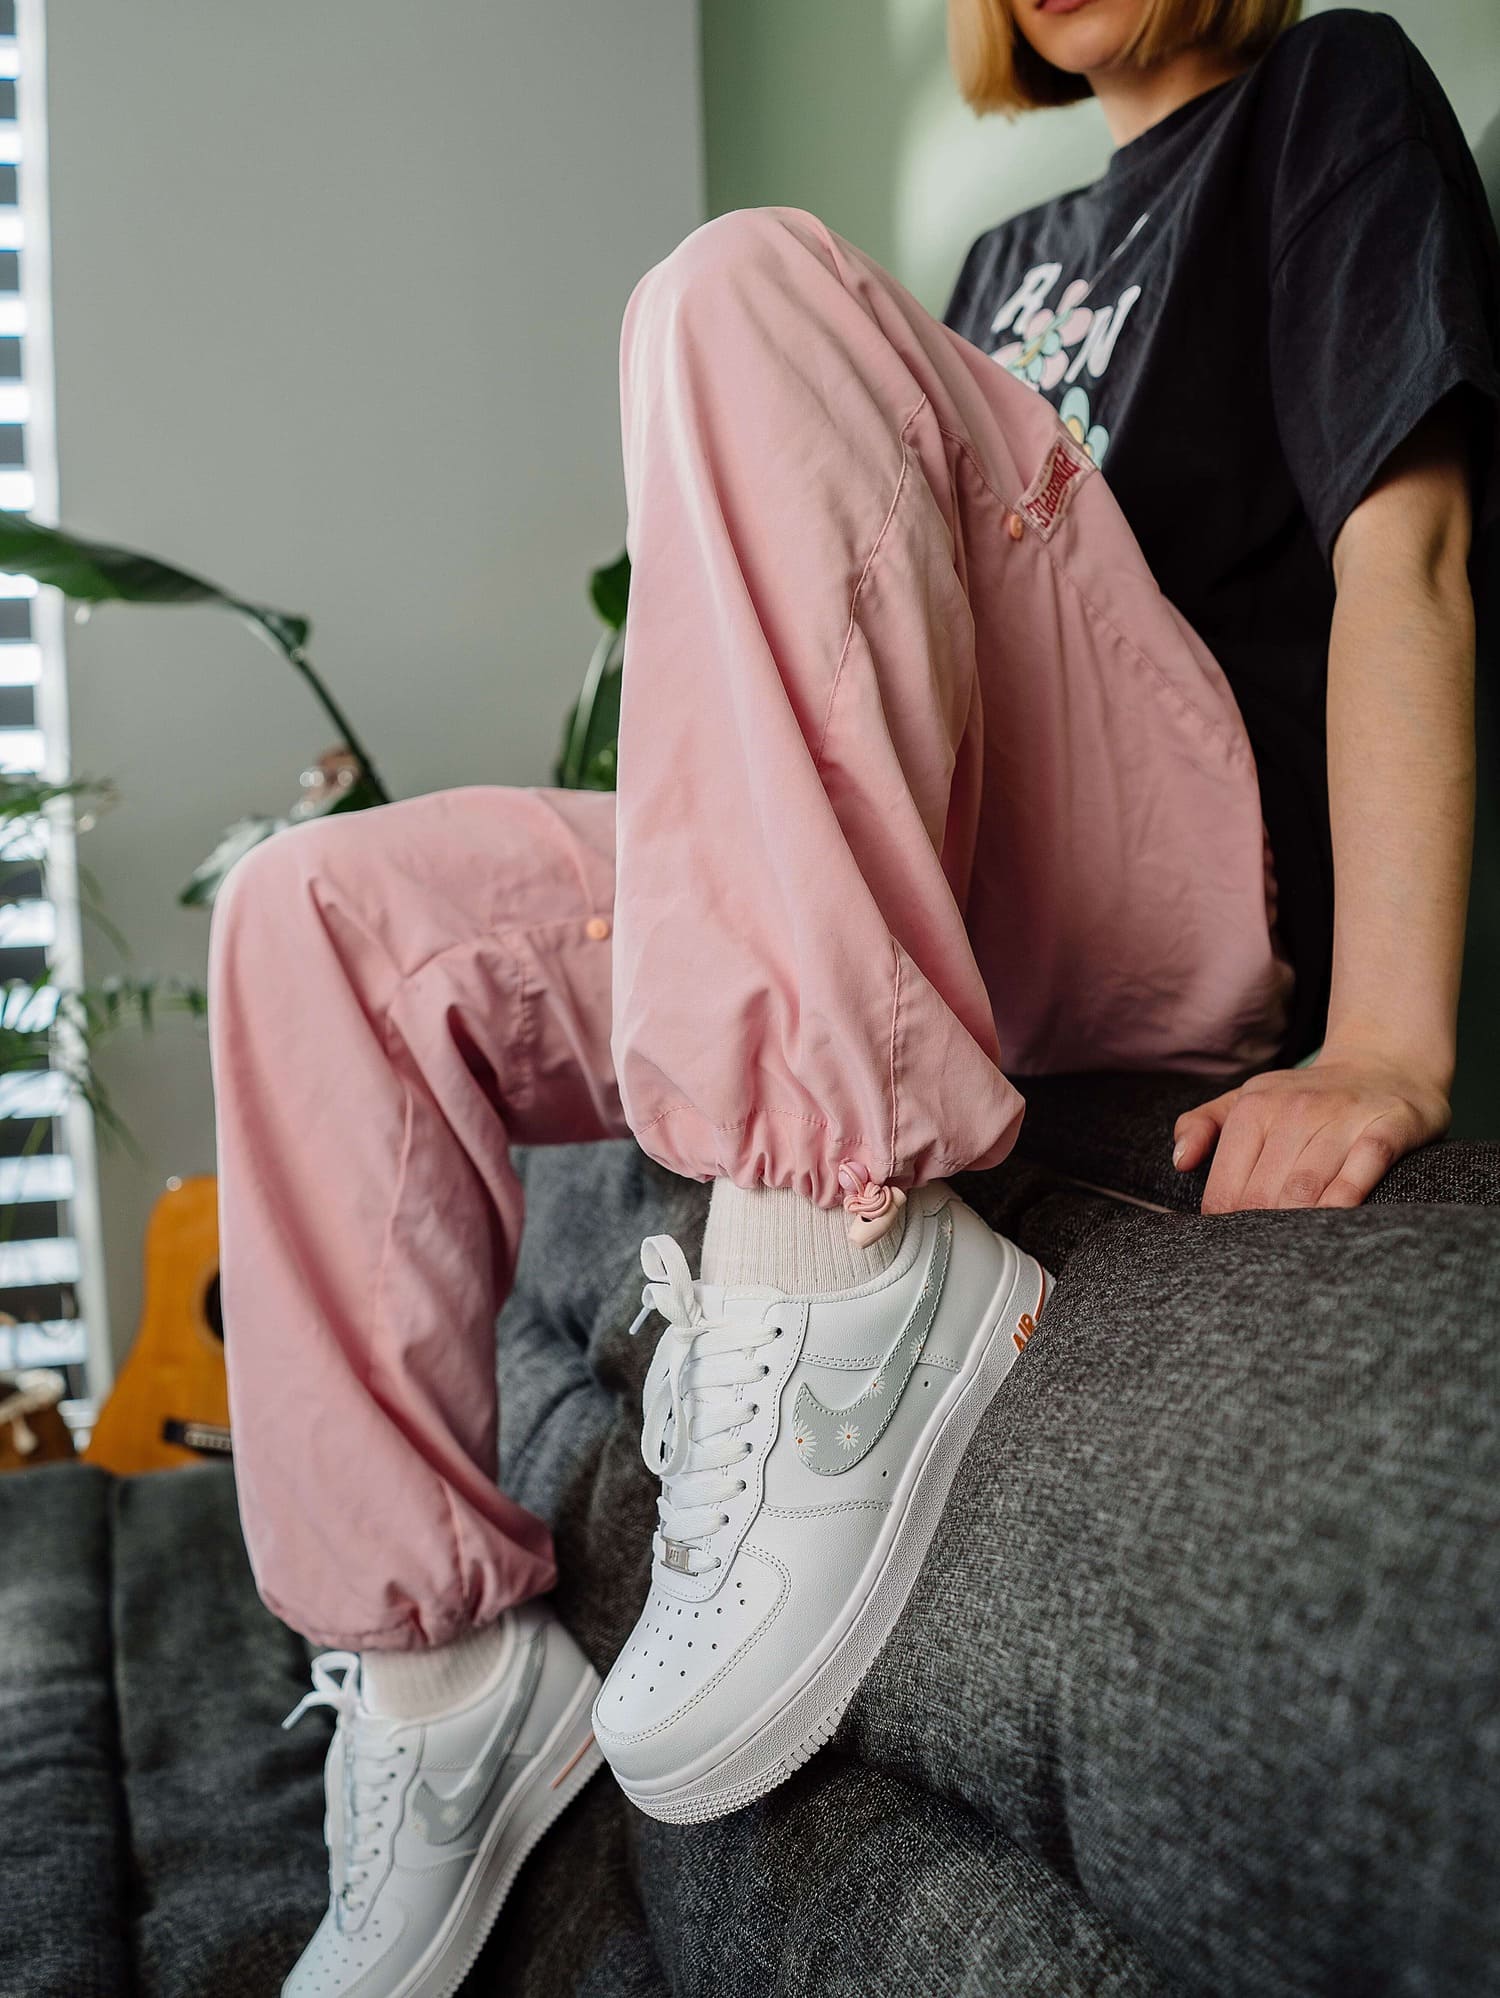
xmin=700 ymin=0 xmax=1500 ymax=1134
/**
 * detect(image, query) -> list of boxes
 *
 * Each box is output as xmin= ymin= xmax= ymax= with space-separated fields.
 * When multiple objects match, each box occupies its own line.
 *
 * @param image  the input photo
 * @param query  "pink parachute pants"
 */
xmin=207 ymin=207 xmax=1290 ymax=1651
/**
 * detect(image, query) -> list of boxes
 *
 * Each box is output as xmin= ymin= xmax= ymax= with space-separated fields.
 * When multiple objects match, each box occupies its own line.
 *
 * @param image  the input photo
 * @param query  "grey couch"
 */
xmin=3 ymin=1073 xmax=1498 ymax=1998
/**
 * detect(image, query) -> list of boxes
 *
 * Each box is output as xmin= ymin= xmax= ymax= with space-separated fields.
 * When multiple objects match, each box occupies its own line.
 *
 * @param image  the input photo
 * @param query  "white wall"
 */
xmin=42 ymin=1 xmax=705 ymax=1363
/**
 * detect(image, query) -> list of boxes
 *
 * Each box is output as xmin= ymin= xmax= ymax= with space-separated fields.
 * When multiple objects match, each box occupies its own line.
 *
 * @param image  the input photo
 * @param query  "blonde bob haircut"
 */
xmin=948 ymin=0 xmax=1301 ymax=115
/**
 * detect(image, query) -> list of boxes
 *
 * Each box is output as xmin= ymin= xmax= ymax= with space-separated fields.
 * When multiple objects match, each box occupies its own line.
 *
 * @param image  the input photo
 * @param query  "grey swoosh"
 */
xmin=408 ymin=1627 xmax=545 ymax=1846
xmin=792 ymin=1206 xmax=952 ymax=1475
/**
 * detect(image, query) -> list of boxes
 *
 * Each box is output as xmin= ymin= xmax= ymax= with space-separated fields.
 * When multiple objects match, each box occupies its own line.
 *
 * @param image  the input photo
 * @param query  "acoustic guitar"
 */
xmin=85 ymin=1174 xmax=230 ymax=1473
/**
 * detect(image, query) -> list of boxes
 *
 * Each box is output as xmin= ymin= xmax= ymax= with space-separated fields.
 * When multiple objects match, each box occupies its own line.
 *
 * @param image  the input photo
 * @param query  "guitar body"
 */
xmin=85 ymin=1175 xmax=230 ymax=1474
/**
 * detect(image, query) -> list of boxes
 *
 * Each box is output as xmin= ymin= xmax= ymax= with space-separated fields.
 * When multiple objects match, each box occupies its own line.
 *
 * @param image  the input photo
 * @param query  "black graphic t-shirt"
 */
xmin=942 ymin=8 xmax=1500 ymax=1061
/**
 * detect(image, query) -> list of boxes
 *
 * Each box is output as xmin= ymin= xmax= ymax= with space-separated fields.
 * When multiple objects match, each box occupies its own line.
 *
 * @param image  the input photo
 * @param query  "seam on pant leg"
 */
xmin=365 ymin=1058 xmax=461 ymax=1627
xmin=813 ymin=395 xmax=930 ymax=768
xmin=500 ymin=933 xmax=538 ymax=1122
xmin=886 ymin=938 xmax=903 ymax=1184
xmin=371 ymin=938 xmax=533 ymax=1630
xmin=363 ymin=1058 xmax=475 ymax=1623
xmin=524 ymin=786 xmax=613 ymax=919
xmin=808 ymin=394 xmax=952 ymax=1193
xmin=787 ymin=205 xmax=856 ymax=290
xmin=517 ymin=788 xmax=590 ymax=915
xmin=368 ymin=1049 xmax=418 ymax=1410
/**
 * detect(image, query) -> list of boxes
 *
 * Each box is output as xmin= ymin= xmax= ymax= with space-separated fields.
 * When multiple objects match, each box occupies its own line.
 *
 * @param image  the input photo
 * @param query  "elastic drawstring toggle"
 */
xmin=837 ymin=1160 xmax=906 ymax=1249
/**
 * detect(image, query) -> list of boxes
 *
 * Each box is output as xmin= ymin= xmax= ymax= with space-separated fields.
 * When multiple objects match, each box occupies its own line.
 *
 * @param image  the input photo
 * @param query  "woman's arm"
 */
xmin=1173 ymin=398 xmax=1476 ymax=1212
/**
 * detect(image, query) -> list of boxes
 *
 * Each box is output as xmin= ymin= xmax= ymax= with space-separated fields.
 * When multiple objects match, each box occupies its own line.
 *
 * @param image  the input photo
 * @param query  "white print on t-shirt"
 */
xmin=984 ymin=212 xmax=1150 ymax=469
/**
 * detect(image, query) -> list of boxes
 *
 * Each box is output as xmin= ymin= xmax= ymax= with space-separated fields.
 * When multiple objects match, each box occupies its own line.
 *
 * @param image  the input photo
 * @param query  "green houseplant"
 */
xmin=0 ymin=770 xmax=204 ymax=1179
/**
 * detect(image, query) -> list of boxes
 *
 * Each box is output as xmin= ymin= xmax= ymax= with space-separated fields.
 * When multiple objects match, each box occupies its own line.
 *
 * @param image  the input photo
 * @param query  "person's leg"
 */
xmin=207 ymin=781 xmax=626 ymax=1658
xmin=591 ymin=206 xmax=1289 ymax=1821
xmin=212 ymin=785 xmax=628 ymax=1994
xmin=609 ymin=205 xmax=1288 ymax=1239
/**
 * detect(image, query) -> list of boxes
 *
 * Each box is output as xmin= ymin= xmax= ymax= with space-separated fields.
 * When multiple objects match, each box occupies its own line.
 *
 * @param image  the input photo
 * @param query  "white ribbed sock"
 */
xmin=699 ymin=1179 xmax=905 ymax=1295
xmin=359 ymin=1616 xmax=513 ymax=1721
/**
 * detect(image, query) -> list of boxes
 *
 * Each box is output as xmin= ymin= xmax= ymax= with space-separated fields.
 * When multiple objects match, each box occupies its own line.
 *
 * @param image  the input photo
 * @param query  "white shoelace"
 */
xmin=628 ymin=1234 xmax=788 ymax=1576
xmin=283 ymin=1652 xmax=404 ymax=1922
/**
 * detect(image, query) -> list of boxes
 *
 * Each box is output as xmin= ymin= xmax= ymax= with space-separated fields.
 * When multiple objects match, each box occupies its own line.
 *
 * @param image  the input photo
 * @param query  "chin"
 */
xmin=1016 ymin=0 xmax=1141 ymax=77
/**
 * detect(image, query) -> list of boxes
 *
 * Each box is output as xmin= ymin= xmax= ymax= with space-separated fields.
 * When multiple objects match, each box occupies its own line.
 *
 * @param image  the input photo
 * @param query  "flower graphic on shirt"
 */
xmin=995 ymin=281 xmax=1093 ymax=391
xmin=1058 ymin=385 xmax=1110 ymax=467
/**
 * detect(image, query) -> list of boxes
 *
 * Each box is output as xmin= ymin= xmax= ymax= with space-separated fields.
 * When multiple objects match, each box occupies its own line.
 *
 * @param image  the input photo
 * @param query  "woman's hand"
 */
xmin=1172 ymin=1048 xmax=1451 ymax=1213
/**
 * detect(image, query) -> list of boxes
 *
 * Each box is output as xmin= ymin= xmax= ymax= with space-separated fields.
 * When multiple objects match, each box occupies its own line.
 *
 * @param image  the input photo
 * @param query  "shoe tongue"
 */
xmin=694 ymin=1279 xmax=784 ymax=1320
xmin=351 ymin=1704 xmax=403 ymax=1746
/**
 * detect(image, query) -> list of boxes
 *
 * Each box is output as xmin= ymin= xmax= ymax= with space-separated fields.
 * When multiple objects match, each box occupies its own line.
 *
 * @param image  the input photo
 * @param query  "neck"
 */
xmin=1088 ymin=45 xmax=1249 ymax=148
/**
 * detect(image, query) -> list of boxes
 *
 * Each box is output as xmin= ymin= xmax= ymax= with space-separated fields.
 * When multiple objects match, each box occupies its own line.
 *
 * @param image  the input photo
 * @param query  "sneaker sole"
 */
xmin=385 ymin=1654 xmax=604 ymax=1998
xmin=615 ymin=1240 xmax=1053 ymax=1823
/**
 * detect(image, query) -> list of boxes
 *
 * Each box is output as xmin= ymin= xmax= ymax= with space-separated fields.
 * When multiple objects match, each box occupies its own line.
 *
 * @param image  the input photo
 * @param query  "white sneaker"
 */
xmin=593 ymin=1181 xmax=1050 ymax=1822
xmin=280 ymin=1601 xmax=602 ymax=1998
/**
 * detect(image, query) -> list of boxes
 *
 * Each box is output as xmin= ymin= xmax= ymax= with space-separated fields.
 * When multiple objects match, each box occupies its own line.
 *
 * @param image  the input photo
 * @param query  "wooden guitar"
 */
xmin=85 ymin=1174 xmax=230 ymax=1473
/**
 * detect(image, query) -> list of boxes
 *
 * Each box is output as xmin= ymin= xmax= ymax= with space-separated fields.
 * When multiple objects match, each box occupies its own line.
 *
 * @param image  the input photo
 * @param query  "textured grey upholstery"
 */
xmin=492 ymin=1139 xmax=1500 ymax=1998
xmin=0 ymin=1464 xmax=329 ymax=1998
xmin=2 ymin=1077 xmax=1497 ymax=1997
xmin=0 ymin=1465 xmax=129 ymax=1998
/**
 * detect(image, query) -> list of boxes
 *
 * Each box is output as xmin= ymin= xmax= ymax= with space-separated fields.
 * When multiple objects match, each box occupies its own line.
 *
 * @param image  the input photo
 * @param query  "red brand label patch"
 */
xmin=1016 ymin=432 xmax=1094 ymax=541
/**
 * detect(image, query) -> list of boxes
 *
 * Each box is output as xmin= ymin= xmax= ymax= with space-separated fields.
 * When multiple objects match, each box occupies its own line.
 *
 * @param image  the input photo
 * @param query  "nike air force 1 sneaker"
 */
xmin=593 ymin=1181 xmax=1050 ymax=1822
xmin=280 ymin=1601 xmax=602 ymax=1998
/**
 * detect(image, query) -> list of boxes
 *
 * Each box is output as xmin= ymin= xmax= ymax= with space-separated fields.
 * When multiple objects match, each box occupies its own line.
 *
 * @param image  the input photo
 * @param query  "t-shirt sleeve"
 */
xmin=941 ymin=230 xmax=988 ymax=337
xmin=1268 ymin=130 xmax=1500 ymax=565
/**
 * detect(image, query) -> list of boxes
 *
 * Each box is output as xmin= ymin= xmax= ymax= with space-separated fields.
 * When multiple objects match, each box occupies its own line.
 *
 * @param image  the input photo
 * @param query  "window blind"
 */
xmin=0 ymin=0 xmax=111 ymax=1431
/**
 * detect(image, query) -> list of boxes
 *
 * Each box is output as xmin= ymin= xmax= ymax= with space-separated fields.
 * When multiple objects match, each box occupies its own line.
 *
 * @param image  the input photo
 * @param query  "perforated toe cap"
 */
xmin=594 ymin=1549 xmax=788 ymax=1781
